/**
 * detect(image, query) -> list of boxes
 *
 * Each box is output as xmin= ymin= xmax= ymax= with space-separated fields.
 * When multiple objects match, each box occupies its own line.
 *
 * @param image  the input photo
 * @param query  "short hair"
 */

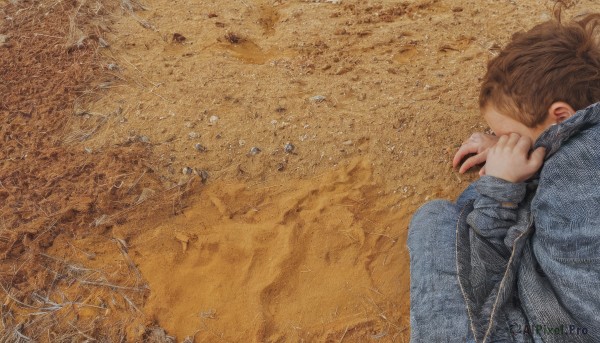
xmin=479 ymin=12 xmax=600 ymax=128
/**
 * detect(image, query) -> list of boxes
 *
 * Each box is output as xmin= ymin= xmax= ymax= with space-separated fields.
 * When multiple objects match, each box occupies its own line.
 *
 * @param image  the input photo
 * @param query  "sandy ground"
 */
xmin=2 ymin=0 xmax=599 ymax=342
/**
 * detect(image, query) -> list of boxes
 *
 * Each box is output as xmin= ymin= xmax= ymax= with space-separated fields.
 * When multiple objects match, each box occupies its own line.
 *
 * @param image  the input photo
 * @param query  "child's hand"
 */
xmin=483 ymin=133 xmax=546 ymax=183
xmin=453 ymin=133 xmax=499 ymax=173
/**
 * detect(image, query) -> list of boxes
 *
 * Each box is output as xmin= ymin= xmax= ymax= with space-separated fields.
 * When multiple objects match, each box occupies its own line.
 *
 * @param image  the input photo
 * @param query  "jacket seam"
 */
xmin=482 ymin=213 xmax=534 ymax=343
xmin=456 ymin=202 xmax=479 ymax=342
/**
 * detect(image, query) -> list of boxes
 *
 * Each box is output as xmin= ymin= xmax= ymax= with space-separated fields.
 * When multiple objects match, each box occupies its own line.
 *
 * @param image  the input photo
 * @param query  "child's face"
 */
xmin=482 ymin=105 xmax=552 ymax=143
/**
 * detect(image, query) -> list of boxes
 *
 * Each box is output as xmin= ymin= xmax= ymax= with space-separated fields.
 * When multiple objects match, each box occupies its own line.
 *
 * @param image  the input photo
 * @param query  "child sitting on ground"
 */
xmin=407 ymin=12 xmax=600 ymax=343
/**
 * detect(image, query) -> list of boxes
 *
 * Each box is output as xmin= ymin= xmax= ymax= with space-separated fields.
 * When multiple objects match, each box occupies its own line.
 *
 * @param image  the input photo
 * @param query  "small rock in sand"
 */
xmin=188 ymin=131 xmax=200 ymax=139
xmin=284 ymin=142 xmax=295 ymax=153
xmin=194 ymin=143 xmax=207 ymax=152
xmin=309 ymin=95 xmax=326 ymax=103
xmin=196 ymin=169 xmax=209 ymax=183
xmin=249 ymin=147 xmax=261 ymax=155
xmin=209 ymin=115 xmax=219 ymax=124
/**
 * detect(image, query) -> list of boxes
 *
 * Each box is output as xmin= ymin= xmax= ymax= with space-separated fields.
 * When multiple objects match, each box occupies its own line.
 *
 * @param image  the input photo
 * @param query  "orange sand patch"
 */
xmin=116 ymin=158 xmax=412 ymax=341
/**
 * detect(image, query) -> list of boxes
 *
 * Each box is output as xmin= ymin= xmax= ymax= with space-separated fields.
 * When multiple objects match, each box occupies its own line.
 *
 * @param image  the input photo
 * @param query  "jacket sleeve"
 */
xmin=465 ymin=175 xmax=528 ymax=257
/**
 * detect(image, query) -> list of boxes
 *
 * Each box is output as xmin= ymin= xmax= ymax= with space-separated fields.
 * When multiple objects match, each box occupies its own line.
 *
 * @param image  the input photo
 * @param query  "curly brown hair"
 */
xmin=479 ymin=12 xmax=600 ymax=128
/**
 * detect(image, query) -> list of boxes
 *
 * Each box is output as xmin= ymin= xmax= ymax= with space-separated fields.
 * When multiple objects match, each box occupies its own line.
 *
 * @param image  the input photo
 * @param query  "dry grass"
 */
xmin=0 ymin=0 xmax=198 ymax=340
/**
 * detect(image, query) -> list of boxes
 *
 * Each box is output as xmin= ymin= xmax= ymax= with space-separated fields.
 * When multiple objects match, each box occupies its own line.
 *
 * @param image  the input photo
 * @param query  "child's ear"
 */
xmin=548 ymin=102 xmax=576 ymax=123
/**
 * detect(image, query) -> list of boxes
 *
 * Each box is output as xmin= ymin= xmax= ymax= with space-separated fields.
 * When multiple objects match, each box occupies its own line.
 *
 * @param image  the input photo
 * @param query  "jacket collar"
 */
xmin=533 ymin=102 xmax=600 ymax=160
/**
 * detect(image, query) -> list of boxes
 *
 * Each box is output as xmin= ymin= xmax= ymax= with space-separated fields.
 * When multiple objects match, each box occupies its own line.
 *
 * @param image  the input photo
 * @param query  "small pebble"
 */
xmin=194 ymin=143 xmax=206 ymax=152
xmin=139 ymin=135 xmax=150 ymax=143
xmin=209 ymin=115 xmax=219 ymax=124
xmin=182 ymin=167 xmax=193 ymax=175
xmin=238 ymin=139 xmax=246 ymax=147
xmin=173 ymin=33 xmax=186 ymax=43
xmin=249 ymin=147 xmax=261 ymax=155
xmin=309 ymin=95 xmax=326 ymax=103
xmin=342 ymin=140 xmax=353 ymax=145
xmin=84 ymin=147 xmax=93 ymax=154
xmin=284 ymin=142 xmax=295 ymax=153
xmin=107 ymin=63 xmax=119 ymax=71
xmin=196 ymin=169 xmax=209 ymax=183
xmin=188 ymin=132 xmax=200 ymax=139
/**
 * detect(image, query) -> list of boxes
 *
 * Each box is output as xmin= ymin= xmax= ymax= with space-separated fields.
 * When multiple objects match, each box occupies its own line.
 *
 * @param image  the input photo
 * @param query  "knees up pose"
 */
xmin=408 ymin=13 xmax=600 ymax=343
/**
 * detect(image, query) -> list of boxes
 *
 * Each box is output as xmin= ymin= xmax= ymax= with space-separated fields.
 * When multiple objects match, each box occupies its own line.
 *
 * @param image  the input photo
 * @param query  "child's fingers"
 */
xmin=453 ymin=144 xmax=476 ymax=168
xmin=479 ymin=165 xmax=486 ymax=176
xmin=459 ymin=152 xmax=487 ymax=174
xmin=515 ymin=135 xmax=533 ymax=153
xmin=506 ymin=132 xmax=521 ymax=148
xmin=495 ymin=134 xmax=509 ymax=147
xmin=527 ymin=146 xmax=547 ymax=170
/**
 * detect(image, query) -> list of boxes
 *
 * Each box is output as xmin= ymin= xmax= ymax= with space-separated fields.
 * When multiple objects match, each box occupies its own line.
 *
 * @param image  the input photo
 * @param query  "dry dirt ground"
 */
xmin=1 ymin=0 xmax=599 ymax=342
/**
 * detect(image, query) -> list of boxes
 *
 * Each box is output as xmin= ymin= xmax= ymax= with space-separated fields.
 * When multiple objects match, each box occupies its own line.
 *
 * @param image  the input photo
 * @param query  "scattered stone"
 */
xmin=84 ymin=147 xmax=93 ymax=154
xmin=182 ymin=167 xmax=193 ymax=175
xmin=238 ymin=139 xmax=246 ymax=147
xmin=342 ymin=140 xmax=353 ymax=145
xmin=277 ymin=162 xmax=286 ymax=171
xmin=225 ymin=32 xmax=243 ymax=44
xmin=284 ymin=142 xmax=295 ymax=153
xmin=139 ymin=135 xmax=150 ymax=143
xmin=0 ymin=34 xmax=8 ymax=47
xmin=216 ymin=133 xmax=222 ymax=139
xmin=309 ymin=95 xmax=326 ymax=103
xmin=194 ymin=143 xmax=207 ymax=152
xmin=184 ymin=121 xmax=196 ymax=128
xmin=107 ymin=63 xmax=119 ymax=71
xmin=196 ymin=169 xmax=209 ymax=183
xmin=173 ymin=33 xmax=186 ymax=43
xmin=209 ymin=115 xmax=219 ymax=125
xmin=249 ymin=146 xmax=261 ymax=155
xmin=188 ymin=131 xmax=200 ymax=139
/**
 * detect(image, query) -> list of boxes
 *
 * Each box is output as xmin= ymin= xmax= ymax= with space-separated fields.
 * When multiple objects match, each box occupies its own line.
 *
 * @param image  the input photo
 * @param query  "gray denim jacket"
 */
xmin=455 ymin=102 xmax=600 ymax=343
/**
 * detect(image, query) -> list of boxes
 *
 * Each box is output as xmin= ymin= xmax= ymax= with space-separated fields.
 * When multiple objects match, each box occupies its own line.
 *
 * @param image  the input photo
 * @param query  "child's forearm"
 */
xmin=466 ymin=175 xmax=527 ymax=243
